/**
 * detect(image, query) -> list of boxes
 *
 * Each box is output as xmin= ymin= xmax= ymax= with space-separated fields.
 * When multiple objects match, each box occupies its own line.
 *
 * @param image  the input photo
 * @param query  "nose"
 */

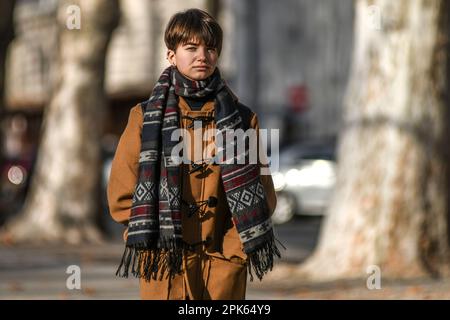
xmin=196 ymin=47 xmax=207 ymax=61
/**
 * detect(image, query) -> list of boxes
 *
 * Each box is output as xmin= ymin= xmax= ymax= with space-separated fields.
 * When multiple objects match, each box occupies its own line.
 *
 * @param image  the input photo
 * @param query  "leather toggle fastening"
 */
xmin=189 ymin=161 xmax=207 ymax=174
xmin=189 ymin=156 xmax=217 ymax=174
xmin=206 ymin=196 xmax=218 ymax=208
xmin=183 ymin=196 xmax=218 ymax=218
xmin=182 ymin=115 xmax=215 ymax=129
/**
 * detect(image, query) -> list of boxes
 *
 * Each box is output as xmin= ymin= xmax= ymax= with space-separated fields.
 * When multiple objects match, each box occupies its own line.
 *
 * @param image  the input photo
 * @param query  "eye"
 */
xmin=207 ymin=48 xmax=217 ymax=53
xmin=186 ymin=46 xmax=196 ymax=51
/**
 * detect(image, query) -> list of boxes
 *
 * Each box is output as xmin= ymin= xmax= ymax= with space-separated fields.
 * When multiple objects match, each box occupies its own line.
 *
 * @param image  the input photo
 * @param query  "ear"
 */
xmin=167 ymin=49 xmax=176 ymax=66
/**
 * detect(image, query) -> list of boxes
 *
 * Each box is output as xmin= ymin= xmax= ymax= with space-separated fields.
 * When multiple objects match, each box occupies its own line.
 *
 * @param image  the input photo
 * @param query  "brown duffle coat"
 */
xmin=107 ymin=96 xmax=277 ymax=300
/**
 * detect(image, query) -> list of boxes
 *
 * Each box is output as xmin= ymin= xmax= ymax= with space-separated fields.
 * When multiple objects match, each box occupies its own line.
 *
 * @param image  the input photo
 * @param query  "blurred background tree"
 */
xmin=0 ymin=1 xmax=16 ymax=164
xmin=1 ymin=0 xmax=120 ymax=244
xmin=300 ymin=0 xmax=450 ymax=280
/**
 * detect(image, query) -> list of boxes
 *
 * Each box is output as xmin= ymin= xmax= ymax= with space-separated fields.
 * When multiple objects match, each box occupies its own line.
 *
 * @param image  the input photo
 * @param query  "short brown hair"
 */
xmin=164 ymin=8 xmax=223 ymax=56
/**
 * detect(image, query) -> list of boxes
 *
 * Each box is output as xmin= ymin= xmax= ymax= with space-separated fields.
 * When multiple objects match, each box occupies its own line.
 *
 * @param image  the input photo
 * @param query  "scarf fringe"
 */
xmin=117 ymin=235 xmax=286 ymax=282
xmin=246 ymin=235 xmax=286 ymax=282
xmin=115 ymin=238 xmax=186 ymax=281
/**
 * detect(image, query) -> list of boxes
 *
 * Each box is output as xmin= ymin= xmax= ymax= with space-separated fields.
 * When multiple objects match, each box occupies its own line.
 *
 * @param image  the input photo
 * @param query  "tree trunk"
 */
xmin=1 ymin=0 xmax=120 ymax=244
xmin=0 ymin=0 xmax=15 ymax=159
xmin=299 ymin=0 xmax=450 ymax=280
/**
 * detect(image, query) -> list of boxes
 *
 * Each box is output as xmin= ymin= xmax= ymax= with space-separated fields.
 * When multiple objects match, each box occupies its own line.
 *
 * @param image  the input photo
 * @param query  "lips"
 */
xmin=193 ymin=66 xmax=209 ymax=70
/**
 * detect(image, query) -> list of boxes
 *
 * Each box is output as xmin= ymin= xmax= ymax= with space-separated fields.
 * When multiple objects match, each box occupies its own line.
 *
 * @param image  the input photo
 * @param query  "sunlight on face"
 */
xmin=168 ymin=38 xmax=219 ymax=81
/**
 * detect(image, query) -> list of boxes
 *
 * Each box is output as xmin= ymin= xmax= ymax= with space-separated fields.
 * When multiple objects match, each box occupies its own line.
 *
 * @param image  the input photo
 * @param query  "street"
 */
xmin=3 ymin=217 xmax=450 ymax=300
xmin=0 ymin=217 xmax=321 ymax=299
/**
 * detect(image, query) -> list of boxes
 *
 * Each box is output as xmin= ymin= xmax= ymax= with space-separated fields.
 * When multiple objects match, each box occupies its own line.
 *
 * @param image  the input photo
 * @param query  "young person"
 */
xmin=107 ymin=8 xmax=282 ymax=300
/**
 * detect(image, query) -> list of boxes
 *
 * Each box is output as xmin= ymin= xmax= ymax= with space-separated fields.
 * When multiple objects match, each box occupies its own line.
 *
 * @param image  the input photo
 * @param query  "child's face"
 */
xmin=167 ymin=38 xmax=219 ymax=81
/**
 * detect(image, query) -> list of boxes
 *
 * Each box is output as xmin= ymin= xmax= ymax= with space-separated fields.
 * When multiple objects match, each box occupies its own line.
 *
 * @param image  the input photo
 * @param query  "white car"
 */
xmin=271 ymin=141 xmax=337 ymax=224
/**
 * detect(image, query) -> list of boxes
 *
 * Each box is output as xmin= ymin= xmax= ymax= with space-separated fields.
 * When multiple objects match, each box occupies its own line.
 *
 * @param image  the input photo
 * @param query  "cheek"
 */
xmin=183 ymin=54 xmax=196 ymax=64
xmin=176 ymin=52 xmax=191 ymax=65
xmin=208 ymin=54 xmax=218 ymax=64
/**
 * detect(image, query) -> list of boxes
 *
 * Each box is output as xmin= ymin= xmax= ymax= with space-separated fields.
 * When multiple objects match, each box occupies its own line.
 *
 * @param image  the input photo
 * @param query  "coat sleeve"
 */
xmin=107 ymin=104 xmax=143 ymax=238
xmin=250 ymin=113 xmax=277 ymax=217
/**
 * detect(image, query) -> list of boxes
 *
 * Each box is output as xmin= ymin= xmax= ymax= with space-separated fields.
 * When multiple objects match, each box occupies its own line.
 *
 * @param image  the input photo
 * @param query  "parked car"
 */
xmin=271 ymin=140 xmax=337 ymax=224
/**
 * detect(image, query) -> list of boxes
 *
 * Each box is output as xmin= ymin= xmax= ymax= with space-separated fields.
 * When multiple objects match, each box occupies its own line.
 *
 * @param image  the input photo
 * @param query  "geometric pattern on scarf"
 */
xmin=116 ymin=66 xmax=282 ymax=282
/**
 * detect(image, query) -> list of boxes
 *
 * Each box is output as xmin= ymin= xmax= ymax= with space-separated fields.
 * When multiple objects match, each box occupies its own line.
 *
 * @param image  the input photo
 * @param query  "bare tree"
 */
xmin=1 ymin=0 xmax=120 ymax=244
xmin=300 ymin=0 xmax=450 ymax=280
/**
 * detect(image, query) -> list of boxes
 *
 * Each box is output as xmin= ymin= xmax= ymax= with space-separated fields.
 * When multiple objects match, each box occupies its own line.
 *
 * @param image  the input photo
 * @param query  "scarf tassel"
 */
xmin=246 ymin=235 xmax=286 ymax=282
xmin=115 ymin=239 xmax=186 ymax=281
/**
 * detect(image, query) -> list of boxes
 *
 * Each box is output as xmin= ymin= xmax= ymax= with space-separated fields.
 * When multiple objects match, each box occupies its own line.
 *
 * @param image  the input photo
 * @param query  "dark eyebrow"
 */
xmin=184 ymin=42 xmax=200 ymax=46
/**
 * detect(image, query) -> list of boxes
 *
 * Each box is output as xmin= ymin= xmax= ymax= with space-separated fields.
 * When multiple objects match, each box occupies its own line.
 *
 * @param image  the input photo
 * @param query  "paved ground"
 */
xmin=2 ymin=217 xmax=450 ymax=300
xmin=0 ymin=243 xmax=139 ymax=299
xmin=0 ymin=217 xmax=318 ymax=299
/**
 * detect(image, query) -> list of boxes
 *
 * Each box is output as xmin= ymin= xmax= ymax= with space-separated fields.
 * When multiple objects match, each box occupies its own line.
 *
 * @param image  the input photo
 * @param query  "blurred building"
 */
xmin=5 ymin=0 xmax=214 ymax=111
xmin=3 ymin=0 xmax=353 ymax=145
xmin=225 ymin=0 xmax=354 ymax=145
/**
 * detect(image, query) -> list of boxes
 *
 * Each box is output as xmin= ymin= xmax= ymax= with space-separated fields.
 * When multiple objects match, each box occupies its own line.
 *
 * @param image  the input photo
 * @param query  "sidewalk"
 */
xmin=0 ymin=242 xmax=139 ymax=299
xmin=1 ymin=242 xmax=450 ymax=300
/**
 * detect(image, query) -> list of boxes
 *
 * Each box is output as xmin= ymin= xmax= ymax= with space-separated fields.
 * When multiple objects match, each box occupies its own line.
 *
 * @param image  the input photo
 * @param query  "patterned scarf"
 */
xmin=116 ymin=66 xmax=283 ymax=282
